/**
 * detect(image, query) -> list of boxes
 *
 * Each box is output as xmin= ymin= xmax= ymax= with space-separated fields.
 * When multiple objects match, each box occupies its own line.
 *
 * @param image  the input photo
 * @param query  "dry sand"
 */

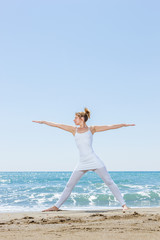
xmin=0 ymin=207 xmax=160 ymax=240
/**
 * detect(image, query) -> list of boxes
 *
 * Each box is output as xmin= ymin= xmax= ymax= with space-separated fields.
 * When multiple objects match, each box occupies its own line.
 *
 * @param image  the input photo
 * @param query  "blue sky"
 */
xmin=0 ymin=0 xmax=160 ymax=171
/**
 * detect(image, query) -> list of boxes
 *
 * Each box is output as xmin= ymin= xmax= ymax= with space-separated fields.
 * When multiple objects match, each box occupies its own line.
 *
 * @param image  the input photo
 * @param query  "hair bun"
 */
xmin=84 ymin=107 xmax=91 ymax=119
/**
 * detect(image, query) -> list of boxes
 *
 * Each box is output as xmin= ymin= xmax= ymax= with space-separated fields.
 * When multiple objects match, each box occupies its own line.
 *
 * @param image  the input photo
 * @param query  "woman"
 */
xmin=32 ymin=107 xmax=135 ymax=212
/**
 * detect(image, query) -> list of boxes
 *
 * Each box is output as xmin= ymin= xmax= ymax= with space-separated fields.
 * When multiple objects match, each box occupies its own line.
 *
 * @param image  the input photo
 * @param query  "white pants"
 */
xmin=54 ymin=166 xmax=126 ymax=208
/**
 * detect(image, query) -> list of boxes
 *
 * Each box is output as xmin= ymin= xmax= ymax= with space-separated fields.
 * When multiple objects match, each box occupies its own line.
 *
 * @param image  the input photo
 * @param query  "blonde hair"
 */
xmin=75 ymin=107 xmax=91 ymax=122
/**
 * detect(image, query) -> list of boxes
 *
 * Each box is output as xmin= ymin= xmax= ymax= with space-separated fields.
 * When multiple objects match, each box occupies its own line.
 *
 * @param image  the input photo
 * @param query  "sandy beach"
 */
xmin=0 ymin=207 xmax=160 ymax=240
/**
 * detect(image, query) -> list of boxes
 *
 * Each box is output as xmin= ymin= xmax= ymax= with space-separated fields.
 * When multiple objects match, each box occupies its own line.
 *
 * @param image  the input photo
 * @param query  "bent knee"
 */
xmin=66 ymin=181 xmax=75 ymax=190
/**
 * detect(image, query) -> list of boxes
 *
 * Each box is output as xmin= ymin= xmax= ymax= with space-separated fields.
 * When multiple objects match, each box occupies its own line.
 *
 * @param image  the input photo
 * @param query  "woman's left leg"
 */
xmin=94 ymin=166 xmax=126 ymax=206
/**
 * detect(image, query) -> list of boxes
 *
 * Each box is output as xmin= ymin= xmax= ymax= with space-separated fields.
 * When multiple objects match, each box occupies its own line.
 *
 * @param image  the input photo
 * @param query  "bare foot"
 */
xmin=122 ymin=204 xmax=131 ymax=213
xmin=42 ymin=206 xmax=60 ymax=212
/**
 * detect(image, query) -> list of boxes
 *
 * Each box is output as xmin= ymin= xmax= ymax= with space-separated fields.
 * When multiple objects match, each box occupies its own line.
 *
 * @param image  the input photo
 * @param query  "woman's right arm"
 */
xmin=32 ymin=120 xmax=57 ymax=127
xmin=32 ymin=120 xmax=75 ymax=134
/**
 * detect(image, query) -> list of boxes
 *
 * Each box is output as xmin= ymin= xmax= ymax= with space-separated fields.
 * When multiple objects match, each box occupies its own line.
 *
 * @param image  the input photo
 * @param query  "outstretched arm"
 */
xmin=32 ymin=120 xmax=75 ymax=134
xmin=92 ymin=123 xmax=135 ymax=133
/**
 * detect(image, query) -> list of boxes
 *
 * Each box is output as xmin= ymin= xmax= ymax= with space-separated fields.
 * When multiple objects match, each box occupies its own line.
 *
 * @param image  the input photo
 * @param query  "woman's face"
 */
xmin=73 ymin=115 xmax=84 ymax=125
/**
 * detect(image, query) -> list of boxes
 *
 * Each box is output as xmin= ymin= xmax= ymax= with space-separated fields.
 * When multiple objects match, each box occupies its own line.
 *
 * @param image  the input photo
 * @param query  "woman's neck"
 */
xmin=79 ymin=124 xmax=88 ymax=129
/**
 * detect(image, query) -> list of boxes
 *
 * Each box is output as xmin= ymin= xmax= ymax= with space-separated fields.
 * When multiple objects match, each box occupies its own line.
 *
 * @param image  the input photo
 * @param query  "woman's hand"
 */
xmin=32 ymin=120 xmax=45 ymax=124
xmin=123 ymin=124 xmax=136 ymax=127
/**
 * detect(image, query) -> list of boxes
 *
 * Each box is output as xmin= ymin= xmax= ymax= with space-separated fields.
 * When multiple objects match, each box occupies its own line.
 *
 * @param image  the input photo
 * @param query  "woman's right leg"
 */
xmin=54 ymin=169 xmax=87 ymax=209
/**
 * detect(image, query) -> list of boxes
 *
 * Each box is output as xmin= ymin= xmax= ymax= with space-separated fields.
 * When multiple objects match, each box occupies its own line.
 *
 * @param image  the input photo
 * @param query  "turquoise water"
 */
xmin=0 ymin=171 xmax=160 ymax=212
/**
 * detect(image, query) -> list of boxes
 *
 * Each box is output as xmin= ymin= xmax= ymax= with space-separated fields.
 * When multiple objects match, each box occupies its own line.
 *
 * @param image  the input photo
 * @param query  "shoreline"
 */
xmin=0 ymin=207 xmax=160 ymax=240
xmin=1 ymin=205 xmax=160 ymax=213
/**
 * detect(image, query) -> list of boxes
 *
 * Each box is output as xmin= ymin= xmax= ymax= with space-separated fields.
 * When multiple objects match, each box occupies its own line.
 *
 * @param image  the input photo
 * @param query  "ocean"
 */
xmin=0 ymin=171 xmax=160 ymax=212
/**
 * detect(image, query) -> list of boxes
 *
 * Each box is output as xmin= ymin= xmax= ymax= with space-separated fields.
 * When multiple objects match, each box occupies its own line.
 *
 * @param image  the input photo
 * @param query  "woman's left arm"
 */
xmin=92 ymin=123 xmax=135 ymax=133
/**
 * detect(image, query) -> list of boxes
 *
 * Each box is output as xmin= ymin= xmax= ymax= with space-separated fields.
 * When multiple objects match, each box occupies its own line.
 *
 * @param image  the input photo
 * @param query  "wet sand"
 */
xmin=0 ymin=207 xmax=160 ymax=240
